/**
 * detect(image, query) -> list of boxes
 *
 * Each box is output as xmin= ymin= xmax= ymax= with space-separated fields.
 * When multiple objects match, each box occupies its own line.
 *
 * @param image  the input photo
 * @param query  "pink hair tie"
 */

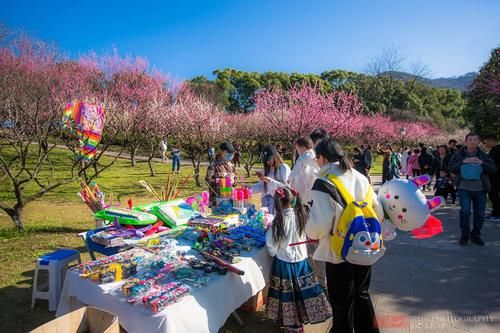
xmin=276 ymin=188 xmax=285 ymax=198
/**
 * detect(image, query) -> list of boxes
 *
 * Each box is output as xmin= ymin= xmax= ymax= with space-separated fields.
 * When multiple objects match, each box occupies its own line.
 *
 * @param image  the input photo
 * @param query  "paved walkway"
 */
xmin=305 ymin=176 xmax=500 ymax=332
xmin=370 ymin=176 xmax=500 ymax=333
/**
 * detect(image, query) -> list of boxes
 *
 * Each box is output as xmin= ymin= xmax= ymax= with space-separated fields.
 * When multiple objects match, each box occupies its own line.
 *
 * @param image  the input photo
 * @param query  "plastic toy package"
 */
xmin=79 ymin=252 xmax=140 ymax=283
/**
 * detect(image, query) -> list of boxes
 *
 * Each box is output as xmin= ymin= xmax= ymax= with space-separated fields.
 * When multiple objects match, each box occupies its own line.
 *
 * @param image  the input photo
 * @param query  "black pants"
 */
xmin=435 ymin=187 xmax=457 ymax=203
xmin=326 ymin=262 xmax=379 ymax=333
xmin=489 ymin=190 xmax=500 ymax=216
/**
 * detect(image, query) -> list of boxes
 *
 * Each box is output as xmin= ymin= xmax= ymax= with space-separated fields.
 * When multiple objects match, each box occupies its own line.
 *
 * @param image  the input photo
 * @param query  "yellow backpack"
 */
xmin=326 ymin=173 xmax=385 ymax=266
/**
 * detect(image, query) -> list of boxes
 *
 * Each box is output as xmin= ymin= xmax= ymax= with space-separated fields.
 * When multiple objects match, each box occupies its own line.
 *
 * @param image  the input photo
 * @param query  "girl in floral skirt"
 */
xmin=265 ymin=187 xmax=332 ymax=333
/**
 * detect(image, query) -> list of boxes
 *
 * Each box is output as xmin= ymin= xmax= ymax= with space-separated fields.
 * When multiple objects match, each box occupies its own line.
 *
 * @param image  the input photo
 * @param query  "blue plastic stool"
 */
xmin=31 ymin=248 xmax=81 ymax=311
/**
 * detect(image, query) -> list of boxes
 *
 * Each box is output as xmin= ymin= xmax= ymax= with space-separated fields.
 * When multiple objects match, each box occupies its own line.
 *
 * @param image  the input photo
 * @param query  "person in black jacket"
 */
xmin=418 ymin=147 xmax=435 ymax=191
xmin=482 ymin=134 xmax=500 ymax=221
xmin=434 ymin=145 xmax=451 ymax=178
xmin=449 ymin=133 xmax=497 ymax=246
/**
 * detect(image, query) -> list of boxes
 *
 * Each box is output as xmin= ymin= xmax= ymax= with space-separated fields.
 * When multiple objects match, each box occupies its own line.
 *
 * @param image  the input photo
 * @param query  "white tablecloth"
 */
xmin=56 ymin=247 xmax=272 ymax=333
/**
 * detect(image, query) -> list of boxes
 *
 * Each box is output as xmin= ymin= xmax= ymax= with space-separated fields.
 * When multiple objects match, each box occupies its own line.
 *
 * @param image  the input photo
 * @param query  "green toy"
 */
xmin=134 ymin=199 xmax=200 ymax=228
xmin=94 ymin=208 xmax=157 ymax=226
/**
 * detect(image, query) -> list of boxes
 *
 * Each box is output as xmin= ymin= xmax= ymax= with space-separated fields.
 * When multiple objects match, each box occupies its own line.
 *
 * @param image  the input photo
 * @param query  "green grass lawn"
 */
xmin=0 ymin=147 xmax=381 ymax=332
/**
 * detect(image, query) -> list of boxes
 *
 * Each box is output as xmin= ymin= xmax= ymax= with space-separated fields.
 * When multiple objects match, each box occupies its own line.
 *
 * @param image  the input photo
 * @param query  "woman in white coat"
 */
xmin=306 ymin=138 xmax=383 ymax=333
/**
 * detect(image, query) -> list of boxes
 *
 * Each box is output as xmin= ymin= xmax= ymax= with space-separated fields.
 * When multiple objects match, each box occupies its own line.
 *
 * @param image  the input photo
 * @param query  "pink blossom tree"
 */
xmin=102 ymin=52 xmax=163 ymax=167
xmin=0 ymin=37 xmax=91 ymax=228
xmin=254 ymin=83 xmax=364 ymax=160
xmin=169 ymin=88 xmax=227 ymax=186
xmin=141 ymin=80 xmax=173 ymax=176
xmin=356 ymin=114 xmax=441 ymax=146
xmin=225 ymin=112 xmax=272 ymax=177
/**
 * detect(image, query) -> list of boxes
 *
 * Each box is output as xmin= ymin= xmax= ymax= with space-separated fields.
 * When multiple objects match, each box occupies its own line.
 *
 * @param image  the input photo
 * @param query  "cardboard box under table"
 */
xmin=31 ymin=306 xmax=119 ymax=333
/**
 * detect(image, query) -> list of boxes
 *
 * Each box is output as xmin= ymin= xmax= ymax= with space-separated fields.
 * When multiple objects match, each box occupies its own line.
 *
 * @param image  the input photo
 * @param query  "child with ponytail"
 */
xmin=265 ymin=187 xmax=332 ymax=333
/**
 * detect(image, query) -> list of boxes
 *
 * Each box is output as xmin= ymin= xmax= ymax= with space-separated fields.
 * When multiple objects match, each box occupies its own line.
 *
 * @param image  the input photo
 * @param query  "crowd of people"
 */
xmin=159 ymin=130 xmax=499 ymax=332
xmin=350 ymin=134 xmax=500 ymax=247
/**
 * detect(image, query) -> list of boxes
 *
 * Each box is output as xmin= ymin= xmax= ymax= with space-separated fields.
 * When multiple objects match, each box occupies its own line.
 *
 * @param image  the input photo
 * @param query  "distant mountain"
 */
xmin=426 ymin=72 xmax=478 ymax=91
xmin=381 ymin=71 xmax=478 ymax=92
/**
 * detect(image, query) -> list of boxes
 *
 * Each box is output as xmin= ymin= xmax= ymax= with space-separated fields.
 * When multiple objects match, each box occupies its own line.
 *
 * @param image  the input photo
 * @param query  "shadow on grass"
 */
xmin=0 ymin=225 xmax=88 ymax=240
xmin=0 ymin=273 xmax=56 ymax=333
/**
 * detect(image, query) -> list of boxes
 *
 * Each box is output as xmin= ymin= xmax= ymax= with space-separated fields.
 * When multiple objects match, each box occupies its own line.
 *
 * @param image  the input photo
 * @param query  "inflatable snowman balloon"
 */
xmin=378 ymin=175 xmax=444 ymax=239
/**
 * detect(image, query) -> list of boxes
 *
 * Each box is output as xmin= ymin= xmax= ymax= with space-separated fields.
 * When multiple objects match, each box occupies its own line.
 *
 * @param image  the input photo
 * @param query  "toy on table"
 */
xmin=135 ymin=200 xmax=200 ymax=228
xmin=62 ymin=99 xmax=105 ymax=162
xmin=79 ymin=252 xmax=139 ymax=283
xmin=149 ymin=283 xmax=191 ymax=314
xmin=185 ymin=191 xmax=210 ymax=216
xmin=232 ymin=187 xmax=252 ymax=214
xmin=188 ymin=216 xmax=225 ymax=229
xmin=378 ymin=175 xmax=444 ymax=240
xmin=214 ymin=176 xmax=234 ymax=210
xmin=94 ymin=208 xmax=158 ymax=226
xmin=200 ymin=251 xmax=245 ymax=276
xmin=78 ymin=179 xmax=109 ymax=213
xmin=242 ymin=206 xmax=273 ymax=230
xmin=138 ymin=172 xmax=192 ymax=202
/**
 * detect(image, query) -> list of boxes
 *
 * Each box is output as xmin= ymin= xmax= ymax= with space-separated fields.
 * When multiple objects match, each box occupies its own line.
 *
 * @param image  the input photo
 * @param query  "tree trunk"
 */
xmin=130 ymin=147 xmax=137 ymax=166
xmin=290 ymin=143 xmax=296 ymax=168
xmin=191 ymin=158 xmax=202 ymax=187
xmin=148 ymin=142 xmax=156 ymax=176
xmin=3 ymin=206 xmax=25 ymax=230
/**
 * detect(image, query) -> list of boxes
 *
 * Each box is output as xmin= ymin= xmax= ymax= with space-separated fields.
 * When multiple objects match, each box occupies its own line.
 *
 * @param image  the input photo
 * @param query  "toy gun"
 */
xmin=210 ymin=239 xmax=242 ymax=257
xmin=142 ymin=281 xmax=182 ymax=308
xmin=125 ymin=271 xmax=169 ymax=303
xmin=200 ymin=251 xmax=245 ymax=276
xmin=150 ymin=284 xmax=190 ymax=313
xmin=188 ymin=257 xmax=227 ymax=275
xmin=221 ymin=237 xmax=252 ymax=252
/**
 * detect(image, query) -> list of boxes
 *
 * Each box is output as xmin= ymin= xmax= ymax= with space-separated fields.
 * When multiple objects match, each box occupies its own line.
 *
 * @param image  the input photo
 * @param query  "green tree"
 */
xmin=188 ymin=76 xmax=226 ymax=108
xmin=465 ymin=47 xmax=500 ymax=137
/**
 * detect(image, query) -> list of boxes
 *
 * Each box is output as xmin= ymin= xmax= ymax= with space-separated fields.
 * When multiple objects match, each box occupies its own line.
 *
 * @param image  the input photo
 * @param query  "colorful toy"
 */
xmin=135 ymin=200 xmax=200 ymax=227
xmin=218 ymin=177 xmax=233 ymax=198
xmin=138 ymin=172 xmax=192 ymax=202
xmin=149 ymin=283 xmax=191 ymax=313
xmin=94 ymin=208 xmax=158 ymax=226
xmin=185 ymin=191 xmax=210 ymax=216
xmin=62 ymin=99 xmax=105 ymax=161
xmin=200 ymin=251 xmax=245 ymax=276
xmin=78 ymin=179 xmax=109 ymax=213
xmin=79 ymin=252 xmax=138 ymax=283
xmin=378 ymin=175 xmax=444 ymax=236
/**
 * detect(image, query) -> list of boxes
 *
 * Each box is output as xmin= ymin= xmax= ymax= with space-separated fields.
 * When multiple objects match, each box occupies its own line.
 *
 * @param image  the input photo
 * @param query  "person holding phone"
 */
xmin=251 ymin=145 xmax=291 ymax=214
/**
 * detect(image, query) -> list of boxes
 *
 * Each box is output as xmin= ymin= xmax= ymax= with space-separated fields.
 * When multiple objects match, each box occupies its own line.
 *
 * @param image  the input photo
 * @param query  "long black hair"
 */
xmin=315 ymin=138 xmax=353 ymax=171
xmin=271 ymin=187 xmax=307 ymax=243
xmin=263 ymin=149 xmax=284 ymax=193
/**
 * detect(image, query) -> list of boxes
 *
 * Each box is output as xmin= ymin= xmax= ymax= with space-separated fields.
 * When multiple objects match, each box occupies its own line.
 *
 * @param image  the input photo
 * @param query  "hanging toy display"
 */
xmin=378 ymin=175 xmax=444 ymax=239
xmin=62 ymin=99 xmax=105 ymax=162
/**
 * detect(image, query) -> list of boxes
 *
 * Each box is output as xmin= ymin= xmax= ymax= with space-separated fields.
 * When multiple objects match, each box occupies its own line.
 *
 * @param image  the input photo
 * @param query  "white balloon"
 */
xmin=378 ymin=176 xmax=443 ymax=232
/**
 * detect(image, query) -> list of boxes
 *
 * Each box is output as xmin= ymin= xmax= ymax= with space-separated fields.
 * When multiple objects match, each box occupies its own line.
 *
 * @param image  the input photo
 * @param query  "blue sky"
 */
xmin=1 ymin=0 xmax=499 ymax=81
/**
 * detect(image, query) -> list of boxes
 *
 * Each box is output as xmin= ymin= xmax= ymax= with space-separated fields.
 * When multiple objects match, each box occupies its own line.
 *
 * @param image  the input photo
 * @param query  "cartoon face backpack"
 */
xmin=325 ymin=174 xmax=385 ymax=266
xmin=321 ymin=174 xmax=444 ymax=266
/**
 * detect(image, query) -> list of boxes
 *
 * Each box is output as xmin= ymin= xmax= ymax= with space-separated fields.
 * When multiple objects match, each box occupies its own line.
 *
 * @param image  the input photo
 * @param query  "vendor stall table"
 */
xmin=56 ymin=246 xmax=272 ymax=333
